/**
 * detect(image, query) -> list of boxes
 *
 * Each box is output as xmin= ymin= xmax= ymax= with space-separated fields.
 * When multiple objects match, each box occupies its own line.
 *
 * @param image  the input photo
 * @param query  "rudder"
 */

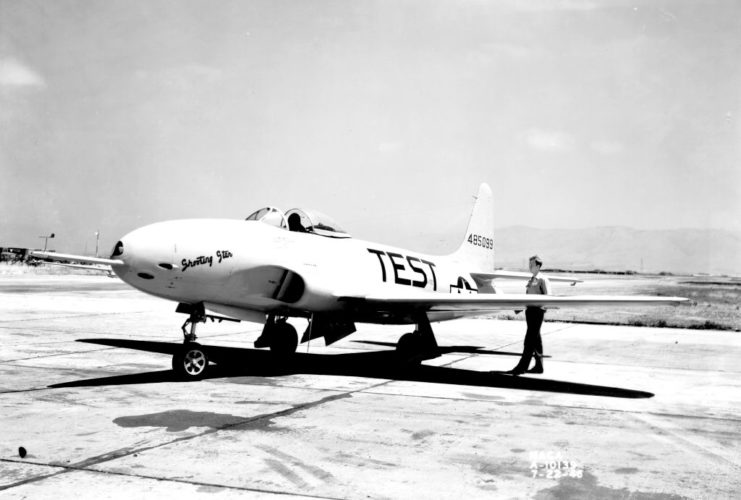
xmin=449 ymin=183 xmax=494 ymax=272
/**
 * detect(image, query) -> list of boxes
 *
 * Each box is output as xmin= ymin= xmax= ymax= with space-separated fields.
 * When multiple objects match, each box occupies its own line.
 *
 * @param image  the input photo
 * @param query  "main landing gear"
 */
xmin=254 ymin=314 xmax=299 ymax=356
xmin=395 ymin=314 xmax=439 ymax=363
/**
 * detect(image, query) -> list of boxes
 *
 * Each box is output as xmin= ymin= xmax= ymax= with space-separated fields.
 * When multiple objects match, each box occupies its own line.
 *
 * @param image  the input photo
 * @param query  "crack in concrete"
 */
xmin=0 ymin=311 xmax=152 ymax=324
xmin=0 ymin=346 xmax=120 ymax=364
xmin=0 ymin=380 xmax=390 ymax=495
xmin=623 ymin=412 xmax=741 ymax=471
xmin=0 ymin=458 xmax=343 ymax=499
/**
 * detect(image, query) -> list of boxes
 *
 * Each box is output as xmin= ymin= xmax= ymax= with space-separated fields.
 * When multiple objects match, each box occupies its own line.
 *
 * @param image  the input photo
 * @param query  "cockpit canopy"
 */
xmin=244 ymin=206 xmax=287 ymax=228
xmin=245 ymin=206 xmax=351 ymax=239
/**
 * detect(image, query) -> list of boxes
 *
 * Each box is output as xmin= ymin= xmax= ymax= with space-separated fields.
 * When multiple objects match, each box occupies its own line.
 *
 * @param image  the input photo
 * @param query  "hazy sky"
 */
xmin=1 ymin=0 xmax=739 ymax=255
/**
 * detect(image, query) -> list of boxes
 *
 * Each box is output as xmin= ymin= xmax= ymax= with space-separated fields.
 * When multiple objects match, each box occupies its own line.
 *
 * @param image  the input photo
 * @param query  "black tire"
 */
xmin=269 ymin=322 xmax=298 ymax=356
xmin=396 ymin=332 xmax=423 ymax=361
xmin=172 ymin=343 xmax=209 ymax=380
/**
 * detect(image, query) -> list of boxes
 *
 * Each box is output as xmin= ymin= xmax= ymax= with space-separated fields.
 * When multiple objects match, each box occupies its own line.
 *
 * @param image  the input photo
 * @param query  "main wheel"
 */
xmin=172 ymin=343 xmax=209 ymax=380
xmin=269 ymin=321 xmax=298 ymax=356
xmin=396 ymin=332 xmax=423 ymax=361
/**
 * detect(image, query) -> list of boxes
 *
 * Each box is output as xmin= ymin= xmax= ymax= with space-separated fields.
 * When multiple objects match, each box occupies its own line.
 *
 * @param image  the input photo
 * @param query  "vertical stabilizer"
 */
xmin=449 ymin=183 xmax=494 ymax=272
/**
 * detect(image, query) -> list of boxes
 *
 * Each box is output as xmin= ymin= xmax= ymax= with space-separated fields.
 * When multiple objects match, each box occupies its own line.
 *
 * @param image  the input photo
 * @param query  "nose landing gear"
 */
xmin=172 ymin=302 xmax=240 ymax=380
xmin=173 ymin=304 xmax=209 ymax=380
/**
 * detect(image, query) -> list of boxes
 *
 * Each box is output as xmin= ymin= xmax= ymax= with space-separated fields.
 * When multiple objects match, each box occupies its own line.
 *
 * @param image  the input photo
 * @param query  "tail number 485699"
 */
xmin=468 ymin=234 xmax=493 ymax=249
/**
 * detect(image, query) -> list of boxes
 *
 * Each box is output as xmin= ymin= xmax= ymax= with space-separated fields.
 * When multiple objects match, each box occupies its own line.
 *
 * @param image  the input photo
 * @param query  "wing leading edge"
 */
xmin=338 ymin=290 xmax=687 ymax=314
xmin=29 ymin=251 xmax=124 ymax=267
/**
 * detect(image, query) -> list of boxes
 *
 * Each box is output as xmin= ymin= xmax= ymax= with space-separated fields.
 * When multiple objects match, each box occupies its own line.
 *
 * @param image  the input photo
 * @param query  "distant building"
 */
xmin=0 ymin=247 xmax=30 ymax=263
xmin=0 ymin=247 xmax=48 ymax=265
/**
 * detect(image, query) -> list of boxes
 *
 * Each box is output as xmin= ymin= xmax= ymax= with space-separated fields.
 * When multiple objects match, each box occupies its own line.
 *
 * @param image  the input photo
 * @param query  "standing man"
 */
xmin=508 ymin=255 xmax=552 ymax=375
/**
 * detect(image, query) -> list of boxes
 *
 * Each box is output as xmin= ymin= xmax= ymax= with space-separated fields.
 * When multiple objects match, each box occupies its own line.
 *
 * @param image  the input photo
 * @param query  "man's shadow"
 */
xmin=50 ymin=338 xmax=653 ymax=399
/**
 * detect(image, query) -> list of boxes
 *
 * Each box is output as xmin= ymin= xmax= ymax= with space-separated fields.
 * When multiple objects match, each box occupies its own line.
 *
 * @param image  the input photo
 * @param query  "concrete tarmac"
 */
xmin=1 ymin=275 xmax=740 ymax=499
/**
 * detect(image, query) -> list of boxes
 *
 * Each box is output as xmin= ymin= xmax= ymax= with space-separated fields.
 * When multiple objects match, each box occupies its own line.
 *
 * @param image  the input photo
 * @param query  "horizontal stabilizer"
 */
xmin=473 ymin=271 xmax=582 ymax=285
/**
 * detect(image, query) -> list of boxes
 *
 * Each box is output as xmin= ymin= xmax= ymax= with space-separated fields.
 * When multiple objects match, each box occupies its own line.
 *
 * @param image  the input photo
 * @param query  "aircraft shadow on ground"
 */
xmin=352 ymin=340 xmax=551 ymax=358
xmin=50 ymin=338 xmax=653 ymax=399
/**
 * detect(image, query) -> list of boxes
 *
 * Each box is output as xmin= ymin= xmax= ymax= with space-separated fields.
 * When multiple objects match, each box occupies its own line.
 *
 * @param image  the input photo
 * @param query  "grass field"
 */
xmin=0 ymin=261 xmax=94 ymax=276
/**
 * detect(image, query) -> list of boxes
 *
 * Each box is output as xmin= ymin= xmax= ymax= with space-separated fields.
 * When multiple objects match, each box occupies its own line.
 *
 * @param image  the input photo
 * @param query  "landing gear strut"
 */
xmin=180 ymin=309 xmax=204 ymax=343
xmin=396 ymin=313 xmax=439 ymax=363
xmin=255 ymin=314 xmax=299 ymax=356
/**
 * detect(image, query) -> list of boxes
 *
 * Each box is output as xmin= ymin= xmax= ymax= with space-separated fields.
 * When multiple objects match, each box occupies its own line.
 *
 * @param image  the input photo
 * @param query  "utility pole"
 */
xmin=39 ymin=233 xmax=55 ymax=252
xmin=94 ymin=231 xmax=100 ymax=258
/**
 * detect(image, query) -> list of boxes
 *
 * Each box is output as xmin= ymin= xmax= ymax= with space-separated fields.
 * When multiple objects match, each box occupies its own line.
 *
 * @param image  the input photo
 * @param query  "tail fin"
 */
xmin=449 ymin=183 xmax=494 ymax=272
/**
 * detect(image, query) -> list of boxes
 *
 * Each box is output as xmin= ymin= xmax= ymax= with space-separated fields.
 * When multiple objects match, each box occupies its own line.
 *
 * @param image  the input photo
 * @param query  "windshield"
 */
xmin=285 ymin=208 xmax=351 ymax=238
xmin=244 ymin=207 xmax=287 ymax=229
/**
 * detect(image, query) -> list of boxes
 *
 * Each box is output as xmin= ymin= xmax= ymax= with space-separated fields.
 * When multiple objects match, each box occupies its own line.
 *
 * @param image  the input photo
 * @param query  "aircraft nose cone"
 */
xmin=114 ymin=223 xmax=177 ymax=284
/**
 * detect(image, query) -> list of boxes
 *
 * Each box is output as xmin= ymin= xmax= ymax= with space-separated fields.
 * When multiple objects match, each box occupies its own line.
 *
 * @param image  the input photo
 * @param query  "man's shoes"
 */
xmin=505 ymin=368 xmax=526 ymax=376
xmin=527 ymin=365 xmax=544 ymax=374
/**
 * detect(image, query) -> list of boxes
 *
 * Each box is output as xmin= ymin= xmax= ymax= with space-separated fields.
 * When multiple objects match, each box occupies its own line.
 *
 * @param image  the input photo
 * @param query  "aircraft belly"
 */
xmin=352 ymin=310 xmax=464 ymax=325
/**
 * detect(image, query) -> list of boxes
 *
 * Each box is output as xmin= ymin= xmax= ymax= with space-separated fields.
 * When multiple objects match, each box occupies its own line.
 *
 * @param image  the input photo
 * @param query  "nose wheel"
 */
xmin=172 ymin=343 xmax=209 ymax=380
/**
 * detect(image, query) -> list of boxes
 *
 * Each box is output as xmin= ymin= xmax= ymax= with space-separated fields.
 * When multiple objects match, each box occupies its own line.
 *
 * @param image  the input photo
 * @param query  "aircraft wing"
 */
xmin=473 ymin=271 xmax=582 ymax=284
xmin=338 ymin=290 xmax=686 ymax=314
xmin=29 ymin=251 xmax=124 ymax=267
xmin=43 ymin=261 xmax=117 ymax=277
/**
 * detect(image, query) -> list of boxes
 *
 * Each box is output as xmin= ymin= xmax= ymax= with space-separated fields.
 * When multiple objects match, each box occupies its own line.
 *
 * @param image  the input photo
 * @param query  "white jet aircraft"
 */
xmin=32 ymin=184 xmax=686 ymax=379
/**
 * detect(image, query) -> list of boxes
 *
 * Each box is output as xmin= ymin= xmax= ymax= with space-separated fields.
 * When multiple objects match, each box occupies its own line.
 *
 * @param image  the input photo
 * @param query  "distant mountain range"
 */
xmin=492 ymin=226 xmax=741 ymax=276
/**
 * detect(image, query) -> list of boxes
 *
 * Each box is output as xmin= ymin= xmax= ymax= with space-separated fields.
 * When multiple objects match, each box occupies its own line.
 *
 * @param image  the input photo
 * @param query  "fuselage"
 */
xmin=112 ymin=219 xmax=481 ymax=324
